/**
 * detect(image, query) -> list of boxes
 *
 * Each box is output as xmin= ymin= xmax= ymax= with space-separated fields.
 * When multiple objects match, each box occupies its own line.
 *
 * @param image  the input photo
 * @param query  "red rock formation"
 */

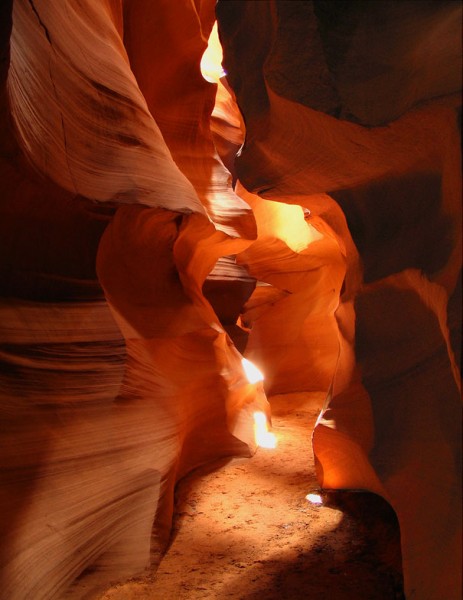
xmin=236 ymin=184 xmax=344 ymax=396
xmin=0 ymin=1 xmax=267 ymax=598
xmin=217 ymin=1 xmax=462 ymax=599
xmin=0 ymin=0 xmax=461 ymax=599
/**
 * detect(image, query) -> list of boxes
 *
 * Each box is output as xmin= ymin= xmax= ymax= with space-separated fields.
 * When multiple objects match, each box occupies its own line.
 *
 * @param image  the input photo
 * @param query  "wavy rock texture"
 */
xmin=236 ymin=184 xmax=344 ymax=396
xmin=1 ymin=1 xmax=268 ymax=598
xmin=1 ymin=0 xmax=461 ymax=599
xmin=122 ymin=0 xmax=255 ymax=240
xmin=122 ymin=0 xmax=258 ymax=351
xmin=8 ymin=0 xmax=203 ymax=213
xmin=217 ymin=1 xmax=462 ymax=599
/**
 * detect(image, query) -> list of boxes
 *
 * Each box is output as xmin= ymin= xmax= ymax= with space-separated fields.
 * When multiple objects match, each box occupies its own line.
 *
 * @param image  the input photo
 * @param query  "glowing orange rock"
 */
xmin=217 ymin=2 xmax=462 ymax=598
xmin=1 ymin=1 xmax=264 ymax=598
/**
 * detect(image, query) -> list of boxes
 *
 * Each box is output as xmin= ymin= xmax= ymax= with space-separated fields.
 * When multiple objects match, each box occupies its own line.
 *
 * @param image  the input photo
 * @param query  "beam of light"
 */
xmin=306 ymin=493 xmax=323 ymax=505
xmin=200 ymin=22 xmax=226 ymax=84
xmin=253 ymin=411 xmax=277 ymax=449
xmin=241 ymin=357 xmax=264 ymax=384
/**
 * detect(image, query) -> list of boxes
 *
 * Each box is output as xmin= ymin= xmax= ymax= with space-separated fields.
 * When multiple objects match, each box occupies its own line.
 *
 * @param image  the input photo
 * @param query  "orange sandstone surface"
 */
xmin=0 ymin=2 xmax=461 ymax=599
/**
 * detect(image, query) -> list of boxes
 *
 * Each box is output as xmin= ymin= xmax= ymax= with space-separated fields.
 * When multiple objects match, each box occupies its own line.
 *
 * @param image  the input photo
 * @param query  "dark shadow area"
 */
xmin=332 ymin=172 xmax=454 ymax=284
xmin=234 ymin=490 xmax=404 ymax=600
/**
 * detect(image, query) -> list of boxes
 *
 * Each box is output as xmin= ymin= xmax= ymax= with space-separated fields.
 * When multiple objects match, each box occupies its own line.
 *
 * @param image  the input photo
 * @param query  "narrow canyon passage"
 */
xmin=1 ymin=3 xmax=461 ymax=599
xmin=95 ymin=393 xmax=404 ymax=600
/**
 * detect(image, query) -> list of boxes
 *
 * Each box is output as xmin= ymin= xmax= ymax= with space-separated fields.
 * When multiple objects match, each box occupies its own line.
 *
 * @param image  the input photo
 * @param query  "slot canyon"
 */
xmin=0 ymin=1 xmax=461 ymax=599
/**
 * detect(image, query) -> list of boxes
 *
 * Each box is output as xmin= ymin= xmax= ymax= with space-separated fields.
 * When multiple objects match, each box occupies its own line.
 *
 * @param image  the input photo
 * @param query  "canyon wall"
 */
xmin=0 ymin=1 xmax=461 ymax=599
xmin=217 ymin=2 xmax=461 ymax=599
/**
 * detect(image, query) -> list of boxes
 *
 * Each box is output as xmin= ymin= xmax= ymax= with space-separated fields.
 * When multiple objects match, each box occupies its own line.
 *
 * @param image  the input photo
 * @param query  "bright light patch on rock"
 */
xmin=200 ymin=22 xmax=226 ymax=84
xmin=306 ymin=493 xmax=323 ymax=505
xmin=253 ymin=411 xmax=277 ymax=449
xmin=241 ymin=357 xmax=264 ymax=384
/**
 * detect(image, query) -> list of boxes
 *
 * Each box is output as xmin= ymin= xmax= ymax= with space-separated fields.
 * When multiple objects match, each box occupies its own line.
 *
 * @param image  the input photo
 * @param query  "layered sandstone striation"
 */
xmin=218 ymin=1 xmax=462 ymax=599
xmin=1 ymin=1 xmax=266 ymax=598
xmin=0 ymin=1 xmax=461 ymax=599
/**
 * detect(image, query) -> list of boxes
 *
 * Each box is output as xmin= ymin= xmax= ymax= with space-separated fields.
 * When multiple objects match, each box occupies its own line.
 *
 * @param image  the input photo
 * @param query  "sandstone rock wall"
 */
xmin=0 ymin=1 xmax=461 ymax=599
xmin=1 ymin=1 xmax=267 ymax=597
xmin=217 ymin=2 xmax=461 ymax=598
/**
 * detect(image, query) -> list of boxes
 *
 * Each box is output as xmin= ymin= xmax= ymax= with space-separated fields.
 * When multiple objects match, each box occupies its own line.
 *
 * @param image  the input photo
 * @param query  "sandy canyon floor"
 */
xmin=96 ymin=393 xmax=404 ymax=600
